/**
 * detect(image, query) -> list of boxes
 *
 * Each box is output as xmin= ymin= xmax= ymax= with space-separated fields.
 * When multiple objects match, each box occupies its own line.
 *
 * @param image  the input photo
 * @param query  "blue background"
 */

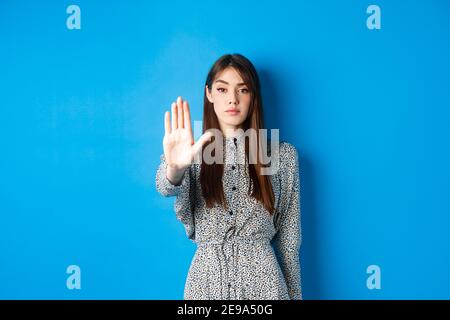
xmin=1 ymin=0 xmax=449 ymax=299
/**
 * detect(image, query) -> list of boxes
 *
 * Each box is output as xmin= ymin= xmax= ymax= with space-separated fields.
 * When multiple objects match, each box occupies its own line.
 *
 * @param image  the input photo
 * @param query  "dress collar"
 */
xmin=224 ymin=129 xmax=246 ymax=145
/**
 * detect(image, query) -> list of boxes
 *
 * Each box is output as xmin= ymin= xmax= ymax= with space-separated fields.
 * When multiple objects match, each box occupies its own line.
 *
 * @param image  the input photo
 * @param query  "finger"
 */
xmin=171 ymin=102 xmax=177 ymax=130
xmin=192 ymin=131 xmax=213 ymax=156
xmin=177 ymin=96 xmax=184 ymax=129
xmin=183 ymin=100 xmax=192 ymax=138
xmin=164 ymin=111 xmax=171 ymax=135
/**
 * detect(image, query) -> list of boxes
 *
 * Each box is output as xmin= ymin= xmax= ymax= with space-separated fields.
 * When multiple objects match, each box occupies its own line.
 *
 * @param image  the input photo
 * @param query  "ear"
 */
xmin=205 ymin=85 xmax=213 ymax=103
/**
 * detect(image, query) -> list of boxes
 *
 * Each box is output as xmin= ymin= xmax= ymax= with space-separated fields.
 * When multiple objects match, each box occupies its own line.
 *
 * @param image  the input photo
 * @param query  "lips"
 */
xmin=226 ymin=109 xmax=240 ymax=115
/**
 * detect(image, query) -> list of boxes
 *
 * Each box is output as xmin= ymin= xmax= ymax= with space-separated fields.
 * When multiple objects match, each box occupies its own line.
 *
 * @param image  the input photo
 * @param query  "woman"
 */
xmin=155 ymin=53 xmax=302 ymax=300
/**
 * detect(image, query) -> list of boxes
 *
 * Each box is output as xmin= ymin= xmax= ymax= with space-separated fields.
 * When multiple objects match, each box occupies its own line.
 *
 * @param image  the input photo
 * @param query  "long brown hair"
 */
xmin=200 ymin=53 xmax=275 ymax=215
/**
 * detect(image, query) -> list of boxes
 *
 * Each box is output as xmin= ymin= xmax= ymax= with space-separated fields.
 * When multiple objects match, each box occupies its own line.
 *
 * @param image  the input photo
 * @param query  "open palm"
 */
xmin=163 ymin=96 xmax=212 ymax=171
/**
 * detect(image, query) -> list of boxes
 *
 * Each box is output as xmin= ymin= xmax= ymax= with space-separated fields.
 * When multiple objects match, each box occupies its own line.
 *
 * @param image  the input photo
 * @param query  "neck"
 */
xmin=221 ymin=126 xmax=244 ymax=138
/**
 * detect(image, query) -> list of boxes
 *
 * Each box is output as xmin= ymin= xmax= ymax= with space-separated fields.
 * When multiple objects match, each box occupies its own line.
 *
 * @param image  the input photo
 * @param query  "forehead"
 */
xmin=214 ymin=67 xmax=246 ymax=85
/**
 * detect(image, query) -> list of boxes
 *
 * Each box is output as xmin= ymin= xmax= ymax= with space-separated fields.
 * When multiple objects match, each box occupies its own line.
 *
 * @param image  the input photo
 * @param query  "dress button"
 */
xmin=232 ymin=186 xmax=236 ymax=191
xmin=233 ymin=138 xmax=237 ymax=146
xmin=229 ymin=210 xmax=233 ymax=216
xmin=231 ymin=165 xmax=235 ymax=170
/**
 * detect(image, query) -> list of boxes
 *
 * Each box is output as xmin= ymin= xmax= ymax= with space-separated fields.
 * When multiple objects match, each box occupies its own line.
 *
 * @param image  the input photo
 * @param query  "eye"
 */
xmin=240 ymin=88 xmax=249 ymax=94
xmin=217 ymin=88 xmax=226 ymax=93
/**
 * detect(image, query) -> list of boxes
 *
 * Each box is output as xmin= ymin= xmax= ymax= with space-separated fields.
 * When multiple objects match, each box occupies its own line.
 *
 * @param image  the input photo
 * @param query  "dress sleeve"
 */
xmin=271 ymin=142 xmax=303 ymax=300
xmin=155 ymin=153 xmax=196 ymax=241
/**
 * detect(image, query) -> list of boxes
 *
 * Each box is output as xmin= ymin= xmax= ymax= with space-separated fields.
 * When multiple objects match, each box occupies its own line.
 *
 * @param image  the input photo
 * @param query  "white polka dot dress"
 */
xmin=155 ymin=131 xmax=302 ymax=300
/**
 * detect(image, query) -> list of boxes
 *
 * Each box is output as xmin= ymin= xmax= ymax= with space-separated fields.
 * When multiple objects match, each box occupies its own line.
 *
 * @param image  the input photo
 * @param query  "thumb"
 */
xmin=192 ymin=131 xmax=214 ymax=157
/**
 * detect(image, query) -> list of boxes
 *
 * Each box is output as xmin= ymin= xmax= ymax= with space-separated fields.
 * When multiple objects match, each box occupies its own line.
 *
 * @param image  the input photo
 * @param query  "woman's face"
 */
xmin=206 ymin=67 xmax=251 ymax=136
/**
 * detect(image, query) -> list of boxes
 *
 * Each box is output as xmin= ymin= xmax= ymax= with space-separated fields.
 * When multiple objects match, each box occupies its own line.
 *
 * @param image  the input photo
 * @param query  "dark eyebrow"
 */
xmin=214 ymin=79 xmax=247 ymax=86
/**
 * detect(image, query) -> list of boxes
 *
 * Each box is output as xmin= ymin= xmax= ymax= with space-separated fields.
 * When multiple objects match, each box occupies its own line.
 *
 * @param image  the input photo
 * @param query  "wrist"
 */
xmin=166 ymin=165 xmax=186 ymax=186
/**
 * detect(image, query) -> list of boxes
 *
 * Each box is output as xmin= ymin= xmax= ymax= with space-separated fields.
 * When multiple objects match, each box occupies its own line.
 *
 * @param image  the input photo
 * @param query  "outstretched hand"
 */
xmin=163 ymin=96 xmax=213 ymax=171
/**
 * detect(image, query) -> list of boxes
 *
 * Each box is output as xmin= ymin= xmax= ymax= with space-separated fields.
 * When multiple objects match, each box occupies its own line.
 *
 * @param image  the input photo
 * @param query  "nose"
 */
xmin=228 ymin=90 xmax=238 ymax=105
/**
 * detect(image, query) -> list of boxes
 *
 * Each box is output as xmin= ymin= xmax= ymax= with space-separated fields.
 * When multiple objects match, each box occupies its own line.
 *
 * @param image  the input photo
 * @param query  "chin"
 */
xmin=226 ymin=120 xmax=244 ymax=127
